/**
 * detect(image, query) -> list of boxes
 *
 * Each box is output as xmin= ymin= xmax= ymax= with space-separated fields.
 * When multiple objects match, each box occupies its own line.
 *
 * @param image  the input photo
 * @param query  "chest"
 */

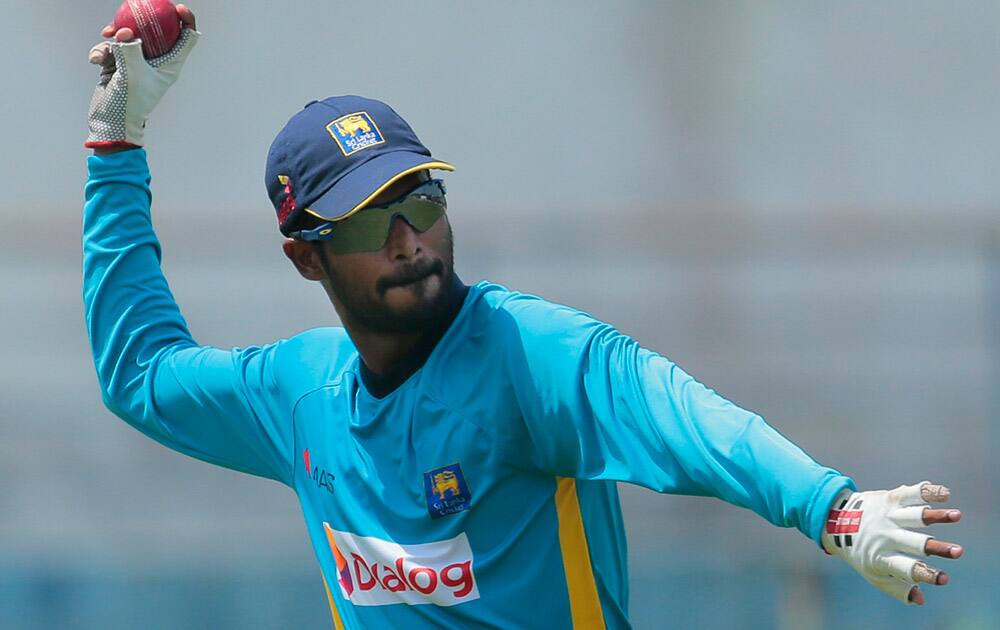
xmin=292 ymin=374 xmax=520 ymax=537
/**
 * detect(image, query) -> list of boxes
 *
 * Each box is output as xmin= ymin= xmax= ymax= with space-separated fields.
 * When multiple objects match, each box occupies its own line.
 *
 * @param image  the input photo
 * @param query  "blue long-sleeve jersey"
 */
xmin=83 ymin=149 xmax=854 ymax=629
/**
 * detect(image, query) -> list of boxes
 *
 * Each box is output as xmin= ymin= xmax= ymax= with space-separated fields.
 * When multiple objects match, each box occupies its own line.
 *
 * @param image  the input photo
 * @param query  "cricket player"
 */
xmin=83 ymin=7 xmax=964 ymax=629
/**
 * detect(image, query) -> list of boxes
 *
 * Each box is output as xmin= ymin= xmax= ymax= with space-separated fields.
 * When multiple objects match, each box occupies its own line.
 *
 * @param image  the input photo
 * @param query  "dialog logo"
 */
xmin=326 ymin=112 xmax=385 ymax=157
xmin=423 ymin=463 xmax=472 ymax=519
xmin=322 ymin=525 xmax=480 ymax=607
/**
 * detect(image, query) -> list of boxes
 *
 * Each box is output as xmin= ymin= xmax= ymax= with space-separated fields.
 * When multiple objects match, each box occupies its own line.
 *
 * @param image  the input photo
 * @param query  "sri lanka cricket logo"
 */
xmin=326 ymin=111 xmax=385 ymax=157
xmin=423 ymin=463 xmax=472 ymax=519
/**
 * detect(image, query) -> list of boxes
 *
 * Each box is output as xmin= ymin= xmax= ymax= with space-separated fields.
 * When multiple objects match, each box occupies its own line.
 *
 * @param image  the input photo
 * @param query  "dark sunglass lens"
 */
xmin=399 ymin=199 xmax=446 ymax=232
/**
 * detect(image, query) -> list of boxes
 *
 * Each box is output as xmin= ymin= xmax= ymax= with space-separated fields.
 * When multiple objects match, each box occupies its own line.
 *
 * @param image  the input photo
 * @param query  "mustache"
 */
xmin=377 ymin=258 xmax=444 ymax=295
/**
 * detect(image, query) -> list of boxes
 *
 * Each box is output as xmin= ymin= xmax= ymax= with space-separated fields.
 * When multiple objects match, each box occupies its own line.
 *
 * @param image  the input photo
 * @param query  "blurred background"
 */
xmin=2 ymin=1 xmax=996 ymax=628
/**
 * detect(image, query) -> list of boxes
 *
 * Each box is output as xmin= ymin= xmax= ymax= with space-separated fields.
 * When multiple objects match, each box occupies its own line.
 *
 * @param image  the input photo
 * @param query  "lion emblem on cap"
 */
xmin=335 ymin=115 xmax=372 ymax=138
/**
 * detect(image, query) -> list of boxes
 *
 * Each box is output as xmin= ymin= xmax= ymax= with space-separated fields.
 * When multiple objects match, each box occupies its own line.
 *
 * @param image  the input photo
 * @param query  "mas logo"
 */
xmin=423 ymin=463 xmax=472 ymax=519
xmin=303 ymin=448 xmax=335 ymax=494
xmin=326 ymin=111 xmax=385 ymax=157
xmin=323 ymin=525 xmax=479 ymax=607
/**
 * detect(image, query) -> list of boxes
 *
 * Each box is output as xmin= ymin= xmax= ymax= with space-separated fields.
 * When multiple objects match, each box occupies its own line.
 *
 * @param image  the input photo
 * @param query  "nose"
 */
xmin=383 ymin=214 xmax=422 ymax=260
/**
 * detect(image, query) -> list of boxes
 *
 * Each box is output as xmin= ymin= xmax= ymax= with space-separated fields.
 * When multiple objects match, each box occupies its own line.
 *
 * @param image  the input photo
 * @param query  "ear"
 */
xmin=282 ymin=239 xmax=327 ymax=281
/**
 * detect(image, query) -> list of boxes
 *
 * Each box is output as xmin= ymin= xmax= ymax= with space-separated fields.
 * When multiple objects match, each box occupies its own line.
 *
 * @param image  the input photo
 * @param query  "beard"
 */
xmin=321 ymin=227 xmax=460 ymax=334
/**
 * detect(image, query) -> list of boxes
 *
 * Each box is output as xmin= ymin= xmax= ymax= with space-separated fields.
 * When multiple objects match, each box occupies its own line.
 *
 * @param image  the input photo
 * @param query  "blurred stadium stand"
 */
xmin=3 ymin=1 xmax=997 ymax=627
xmin=0 ymin=209 xmax=993 ymax=628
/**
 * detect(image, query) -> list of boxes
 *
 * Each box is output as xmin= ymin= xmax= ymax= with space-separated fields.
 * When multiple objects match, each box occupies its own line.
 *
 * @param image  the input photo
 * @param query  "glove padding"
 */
xmin=85 ymin=28 xmax=200 ymax=148
xmin=823 ymin=481 xmax=944 ymax=604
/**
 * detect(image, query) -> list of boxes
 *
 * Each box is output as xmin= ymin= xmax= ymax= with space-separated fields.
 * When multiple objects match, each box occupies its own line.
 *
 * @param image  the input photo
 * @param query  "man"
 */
xmin=83 ymin=7 xmax=964 ymax=629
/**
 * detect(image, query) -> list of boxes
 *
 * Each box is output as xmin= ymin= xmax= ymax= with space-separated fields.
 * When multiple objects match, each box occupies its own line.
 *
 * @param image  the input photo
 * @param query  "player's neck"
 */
xmin=357 ymin=331 xmax=425 ymax=377
xmin=347 ymin=279 xmax=469 ymax=395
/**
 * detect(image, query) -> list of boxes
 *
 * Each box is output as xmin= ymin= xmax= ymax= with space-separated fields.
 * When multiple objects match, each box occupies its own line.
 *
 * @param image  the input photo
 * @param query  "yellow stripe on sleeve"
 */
xmin=555 ymin=477 xmax=606 ymax=629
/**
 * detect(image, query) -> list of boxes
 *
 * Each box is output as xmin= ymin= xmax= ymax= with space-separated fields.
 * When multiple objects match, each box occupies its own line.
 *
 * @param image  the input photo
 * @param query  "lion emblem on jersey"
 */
xmin=431 ymin=470 xmax=461 ymax=500
xmin=423 ymin=463 xmax=472 ymax=519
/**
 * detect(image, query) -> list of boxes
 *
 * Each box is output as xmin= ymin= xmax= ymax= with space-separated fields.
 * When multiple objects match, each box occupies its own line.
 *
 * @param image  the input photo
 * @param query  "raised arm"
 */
xmin=82 ymin=8 xmax=294 ymax=485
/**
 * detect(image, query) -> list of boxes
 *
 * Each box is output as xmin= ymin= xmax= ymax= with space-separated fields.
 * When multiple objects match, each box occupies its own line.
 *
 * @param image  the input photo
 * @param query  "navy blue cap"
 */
xmin=266 ymin=95 xmax=454 ymax=236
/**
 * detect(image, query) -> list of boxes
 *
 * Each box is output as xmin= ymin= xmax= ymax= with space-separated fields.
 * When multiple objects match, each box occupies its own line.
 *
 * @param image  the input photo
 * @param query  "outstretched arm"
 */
xmin=500 ymin=292 xmax=964 ymax=604
xmin=502 ymin=293 xmax=852 ymax=541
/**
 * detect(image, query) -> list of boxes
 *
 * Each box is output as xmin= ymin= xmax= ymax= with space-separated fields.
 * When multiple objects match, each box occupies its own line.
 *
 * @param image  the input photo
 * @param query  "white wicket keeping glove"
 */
xmin=85 ymin=28 xmax=200 ymax=149
xmin=822 ymin=481 xmax=952 ymax=604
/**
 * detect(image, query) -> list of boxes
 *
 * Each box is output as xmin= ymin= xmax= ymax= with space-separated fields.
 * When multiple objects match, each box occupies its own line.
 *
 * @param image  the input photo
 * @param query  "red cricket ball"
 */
xmin=113 ymin=0 xmax=182 ymax=59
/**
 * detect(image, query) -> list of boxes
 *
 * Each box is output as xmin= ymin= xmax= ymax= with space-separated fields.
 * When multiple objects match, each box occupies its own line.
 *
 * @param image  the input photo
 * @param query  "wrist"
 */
xmin=822 ymin=488 xmax=859 ymax=555
xmin=93 ymin=146 xmax=140 ymax=156
xmin=88 ymin=140 xmax=141 ymax=155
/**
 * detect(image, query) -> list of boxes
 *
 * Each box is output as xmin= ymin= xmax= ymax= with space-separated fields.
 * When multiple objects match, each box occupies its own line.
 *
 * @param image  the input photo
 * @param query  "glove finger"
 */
xmin=111 ymin=40 xmax=146 ymax=71
xmin=173 ymin=28 xmax=200 ymax=61
xmin=882 ymin=555 xmax=947 ymax=586
xmin=921 ymin=483 xmax=951 ymax=503
xmin=88 ymin=42 xmax=112 ymax=66
xmin=888 ymin=529 xmax=932 ymax=557
xmin=150 ymin=28 xmax=200 ymax=68
xmin=177 ymin=4 xmax=197 ymax=29
xmin=880 ymin=553 xmax=918 ymax=578
xmin=888 ymin=481 xmax=931 ymax=507
xmin=925 ymin=538 xmax=963 ymax=559
xmin=867 ymin=571 xmax=916 ymax=604
xmin=911 ymin=561 xmax=947 ymax=585
xmin=889 ymin=505 xmax=931 ymax=529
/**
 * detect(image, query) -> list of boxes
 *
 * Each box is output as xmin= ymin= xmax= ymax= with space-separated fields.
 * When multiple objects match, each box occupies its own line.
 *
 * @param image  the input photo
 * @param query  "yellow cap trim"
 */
xmin=555 ymin=477 xmax=606 ymax=629
xmin=304 ymin=161 xmax=456 ymax=222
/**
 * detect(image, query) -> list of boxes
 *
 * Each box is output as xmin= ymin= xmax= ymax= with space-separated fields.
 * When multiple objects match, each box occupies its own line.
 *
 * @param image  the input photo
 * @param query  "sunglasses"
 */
xmin=291 ymin=179 xmax=447 ymax=254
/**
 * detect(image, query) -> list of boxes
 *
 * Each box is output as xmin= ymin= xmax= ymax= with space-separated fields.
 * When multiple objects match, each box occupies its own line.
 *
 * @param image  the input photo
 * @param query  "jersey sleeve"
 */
xmin=499 ymin=292 xmax=854 ymax=544
xmin=83 ymin=149 xmax=294 ymax=485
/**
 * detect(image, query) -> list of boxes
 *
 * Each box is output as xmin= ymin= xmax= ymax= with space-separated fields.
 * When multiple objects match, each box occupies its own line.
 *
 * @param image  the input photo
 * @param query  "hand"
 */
xmin=88 ymin=4 xmax=197 ymax=64
xmin=823 ymin=481 xmax=963 ymax=605
xmin=85 ymin=4 xmax=199 ymax=150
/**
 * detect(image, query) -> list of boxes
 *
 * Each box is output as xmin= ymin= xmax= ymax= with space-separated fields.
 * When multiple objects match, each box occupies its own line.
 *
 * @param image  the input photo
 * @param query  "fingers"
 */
xmin=98 ymin=24 xmax=137 ymax=44
xmin=95 ymin=4 xmax=193 ymax=64
xmin=922 ymin=508 xmax=961 ymax=526
xmin=889 ymin=505 xmax=928 ymax=528
xmin=908 ymin=586 xmax=925 ymax=605
xmin=890 ymin=480 xmax=951 ymax=507
xmin=176 ymin=4 xmax=197 ymax=30
xmin=89 ymin=42 xmax=111 ymax=65
xmin=163 ymin=27 xmax=201 ymax=64
xmin=884 ymin=554 xmax=947 ymax=589
xmin=91 ymin=23 xmax=124 ymax=64
xmin=114 ymin=27 xmax=135 ymax=43
xmin=889 ymin=505 xmax=962 ymax=528
xmin=921 ymin=484 xmax=950 ymax=503
xmin=88 ymin=28 xmax=138 ymax=65
xmin=888 ymin=529 xmax=931 ymax=557
xmin=912 ymin=561 xmax=948 ymax=586
xmin=888 ymin=532 xmax=963 ymax=559
xmin=924 ymin=538 xmax=964 ymax=559
xmin=889 ymin=481 xmax=931 ymax=507
xmin=882 ymin=553 xmax=916 ymax=577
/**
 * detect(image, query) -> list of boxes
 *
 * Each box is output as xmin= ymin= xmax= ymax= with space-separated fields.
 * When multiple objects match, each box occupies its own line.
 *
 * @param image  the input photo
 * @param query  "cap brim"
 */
xmin=304 ymin=150 xmax=455 ymax=221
